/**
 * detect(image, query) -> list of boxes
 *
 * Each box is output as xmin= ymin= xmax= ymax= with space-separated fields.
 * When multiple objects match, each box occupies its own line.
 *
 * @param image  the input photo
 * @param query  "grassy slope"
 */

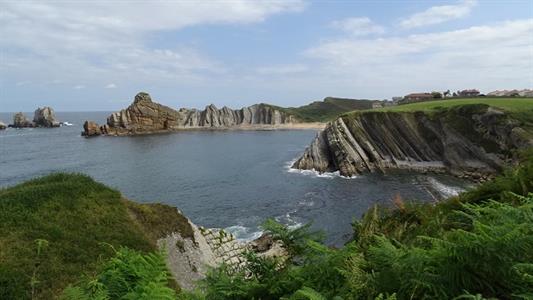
xmin=377 ymin=98 xmax=533 ymax=113
xmin=0 ymin=173 xmax=192 ymax=299
xmin=268 ymin=97 xmax=375 ymax=122
xmin=343 ymin=98 xmax=533 ymax=137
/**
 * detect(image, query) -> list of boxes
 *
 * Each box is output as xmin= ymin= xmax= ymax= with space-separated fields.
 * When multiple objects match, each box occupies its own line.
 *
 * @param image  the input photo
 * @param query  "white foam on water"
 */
xmin=275 ymin=211 xmax=304 ymax=230
xmin=426 ymin=177 xmax=466 ymax=198
xmin=285 ymin=159 xmax=358 ymax=180
xmin=225 ymin=225 xmax=263 ymax=242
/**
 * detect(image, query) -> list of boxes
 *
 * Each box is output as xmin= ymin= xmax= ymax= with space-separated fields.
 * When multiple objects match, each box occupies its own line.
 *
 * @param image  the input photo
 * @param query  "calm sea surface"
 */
xmin=0 ymin=112 xmax=471 ymax=246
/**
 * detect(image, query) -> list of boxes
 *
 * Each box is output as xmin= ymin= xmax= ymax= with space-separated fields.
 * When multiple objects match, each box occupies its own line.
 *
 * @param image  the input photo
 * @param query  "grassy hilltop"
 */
xmin=268 ymin=97 xmax=376 ymax=122
xmin=0 ymin=174 xmax=192 ymax=299
xmin=380 ymin=98 xmax=533 ymax=112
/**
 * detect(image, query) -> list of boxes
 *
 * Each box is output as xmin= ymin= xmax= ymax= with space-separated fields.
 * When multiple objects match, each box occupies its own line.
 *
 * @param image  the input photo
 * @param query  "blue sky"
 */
xmin=1 ymin=0 xmax=532 ymax=111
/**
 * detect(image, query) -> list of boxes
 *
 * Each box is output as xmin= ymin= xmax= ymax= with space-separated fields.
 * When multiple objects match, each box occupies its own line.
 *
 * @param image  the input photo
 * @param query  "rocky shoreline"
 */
xmin=158 ymin=212 xmax=286 ymax=290
xmin=83 ymin=92 xmax=303 ymax=137
xmin=292 ymin=104 xmax=533 ymax=180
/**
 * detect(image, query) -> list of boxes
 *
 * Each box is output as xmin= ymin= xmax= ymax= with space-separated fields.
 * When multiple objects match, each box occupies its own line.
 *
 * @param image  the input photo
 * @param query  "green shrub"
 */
xmin=61 ymin=247 xmax=176 ymax=300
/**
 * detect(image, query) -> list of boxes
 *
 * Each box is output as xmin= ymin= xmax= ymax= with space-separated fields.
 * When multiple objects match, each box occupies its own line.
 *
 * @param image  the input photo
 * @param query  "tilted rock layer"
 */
xmin=84 ymin=92 xmax=297 ymax=136
xmin=293 ymin=104 xmax=533 ymax=178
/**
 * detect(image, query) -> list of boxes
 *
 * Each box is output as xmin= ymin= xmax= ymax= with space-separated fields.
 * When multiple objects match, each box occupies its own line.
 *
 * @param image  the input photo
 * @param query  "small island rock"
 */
xmin=0 ymin=121 xmax=6 ymax=130
xmin=82 ymin=121 xmax=102 ymax=137
xmin=12 ymin=112 xmax=34 ymax=128
xmin=33 ymin=107 xmax=60 ymax=127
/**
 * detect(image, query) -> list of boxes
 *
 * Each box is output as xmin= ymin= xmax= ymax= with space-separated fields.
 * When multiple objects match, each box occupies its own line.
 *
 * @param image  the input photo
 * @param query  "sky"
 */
xmin=1 ymin=0 xmax=532 ymax=111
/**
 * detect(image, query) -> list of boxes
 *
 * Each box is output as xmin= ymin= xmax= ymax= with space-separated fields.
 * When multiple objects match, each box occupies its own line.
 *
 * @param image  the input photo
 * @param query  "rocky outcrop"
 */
xmin=293 ymin=104 xmax=533 ymax=179
xmin=83 ymin=121 xmax=102 ymax=137
xmin=158 ymin=220 xmax=287 ymax=290
xmin=33 ymin=107 xmax=60 ymax=127
xmin=83 ymin=92 xmax=297 ymax=136
xmin=11 ymin=112 xmax=34 ymax=128
xmin=0 ymin=121 xmax=6 ymax=130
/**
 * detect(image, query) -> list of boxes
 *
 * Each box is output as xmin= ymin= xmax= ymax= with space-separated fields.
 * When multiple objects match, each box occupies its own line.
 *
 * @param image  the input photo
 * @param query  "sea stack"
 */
xmin=83 ymin=92 xmax=297 ymax=136
xmin=33 ymin=107 xmax=60 ymax=127
xmin=11 ymin=112 xmax=34 ymax=128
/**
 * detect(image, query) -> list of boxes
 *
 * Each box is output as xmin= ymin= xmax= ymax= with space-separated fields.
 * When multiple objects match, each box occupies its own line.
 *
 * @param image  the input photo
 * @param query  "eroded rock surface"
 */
xmin=293 ymin=104 xmax=533 ymax=179
xmin=33 ymin=107 xmax=60 ymax=127
xmin=12 ymin=112 xmax=34 ymax=128
xmin=159 ymin=221 xmax=287 ymax=290
xmin=83 ymin=92 xmax=297 ymax=136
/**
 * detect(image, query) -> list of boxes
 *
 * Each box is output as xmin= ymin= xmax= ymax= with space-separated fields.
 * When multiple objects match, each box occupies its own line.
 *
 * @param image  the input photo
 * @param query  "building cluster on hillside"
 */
xmin=371 ymin=88 xmax=531 ymax=109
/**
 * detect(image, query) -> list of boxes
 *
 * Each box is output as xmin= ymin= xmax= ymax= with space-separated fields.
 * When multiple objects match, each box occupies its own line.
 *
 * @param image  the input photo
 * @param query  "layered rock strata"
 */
xmin=292 ymin=104 xmax=533 ymax=179
xmin=158 ymin=220 xmax=286 ymax=290
xmin=83 ymin=92 xmax=297 ymax=136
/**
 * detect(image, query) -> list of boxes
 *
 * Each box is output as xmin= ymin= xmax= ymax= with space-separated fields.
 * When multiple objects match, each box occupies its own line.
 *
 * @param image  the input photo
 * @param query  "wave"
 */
xmin=425 ymin=177 xmax=466 ymax=198
xmin=225 ymin=225 xmax=263 ymax=242
xmin=275 ymin=210 xmax=303 ymax=230
xmin=285 ymin=159 xmax=359 ymax=179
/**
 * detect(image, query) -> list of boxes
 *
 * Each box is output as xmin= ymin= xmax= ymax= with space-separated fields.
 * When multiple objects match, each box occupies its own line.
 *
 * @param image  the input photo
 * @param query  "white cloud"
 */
xmin=400 ymin=0 xmax=477 ymax=29
xmin=0 ymin=1 xmax=304 ymax=90
xmin=331 ymin=17 xmax=385 ymax=36
xmin=105 ymin=83 xmax=117 ymax=89
xmin=73 ymin=85 xmax=85 ymax=89
xmin=256 ymin=64 xmax=308 ymax=75
xmin=305 ymin=19 xmax=533 ymax=97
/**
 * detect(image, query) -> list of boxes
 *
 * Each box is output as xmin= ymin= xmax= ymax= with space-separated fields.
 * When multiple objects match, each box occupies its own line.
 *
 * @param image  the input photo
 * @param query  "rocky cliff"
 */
xmin=292 ymin=104 xmax=533 ymax=179
xmin=9 ymin=108 xmax=60 ymax=128
xmin=83 ymin=92 xmax=297 ymax=136
xmin=11 ymin=112 xmax=34 ymax=128
xmin=33 ymin=106 xmax=60 ymax=127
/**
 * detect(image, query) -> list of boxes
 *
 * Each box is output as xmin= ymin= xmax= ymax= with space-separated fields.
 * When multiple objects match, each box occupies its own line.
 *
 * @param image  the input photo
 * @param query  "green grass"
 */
xmin=0 ymin=173 xmax=191 ymax=299
xmin=342 ymin=98 xmax=533 ymax=135
xmin=377 ymin=98 xmax=533 ymax=113
xmin=268 ymin=97 xmax=376 ymax=122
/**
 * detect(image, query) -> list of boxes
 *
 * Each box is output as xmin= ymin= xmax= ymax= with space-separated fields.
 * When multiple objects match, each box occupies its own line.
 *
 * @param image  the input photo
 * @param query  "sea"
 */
xmin=0 ymin=111 xmax=472 ymax=246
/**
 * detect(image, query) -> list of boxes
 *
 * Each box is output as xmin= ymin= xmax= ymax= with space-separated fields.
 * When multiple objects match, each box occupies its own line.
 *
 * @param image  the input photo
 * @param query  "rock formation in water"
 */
xmin=11 ymin=112 xmax=34 ymax=128
xmin=83 ymin=92 xmax=297 ymax=136
xmin=292 ymin=104 xmax=533 ymax=179
xmin=0 ymin=121 xmax=6 ymax=130
xmin=33 ymin=107 xmax=60 ymax=127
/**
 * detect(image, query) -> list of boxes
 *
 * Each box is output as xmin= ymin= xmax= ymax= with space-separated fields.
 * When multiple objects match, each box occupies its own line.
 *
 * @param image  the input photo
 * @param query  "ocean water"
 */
xmin=0 ymin=111 xmax=472 ymax=246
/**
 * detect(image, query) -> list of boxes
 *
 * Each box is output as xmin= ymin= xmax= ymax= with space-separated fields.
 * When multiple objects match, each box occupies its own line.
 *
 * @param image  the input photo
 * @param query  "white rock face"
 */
xmin=158 ymin=219 xmax=264 ymax=290
xmin=159 ymin=216 xmax=288 ymax=290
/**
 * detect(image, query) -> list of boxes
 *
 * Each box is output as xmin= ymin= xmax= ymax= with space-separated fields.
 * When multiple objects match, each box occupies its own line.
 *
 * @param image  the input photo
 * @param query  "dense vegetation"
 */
xmin=270 ymin=97 xmax=375 ymax=122
xmin=179 ymin=151 xmax=533 ymax=299
xmin=2 ymin=152 xmax=532 ymax=299
xmin=0 ymin=173 xmax=191 ymax=299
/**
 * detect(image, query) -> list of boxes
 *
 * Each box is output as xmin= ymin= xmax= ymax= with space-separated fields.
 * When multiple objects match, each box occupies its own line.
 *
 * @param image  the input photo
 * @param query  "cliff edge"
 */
xmin=292 ymin=104 xmax=533 ymax=179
